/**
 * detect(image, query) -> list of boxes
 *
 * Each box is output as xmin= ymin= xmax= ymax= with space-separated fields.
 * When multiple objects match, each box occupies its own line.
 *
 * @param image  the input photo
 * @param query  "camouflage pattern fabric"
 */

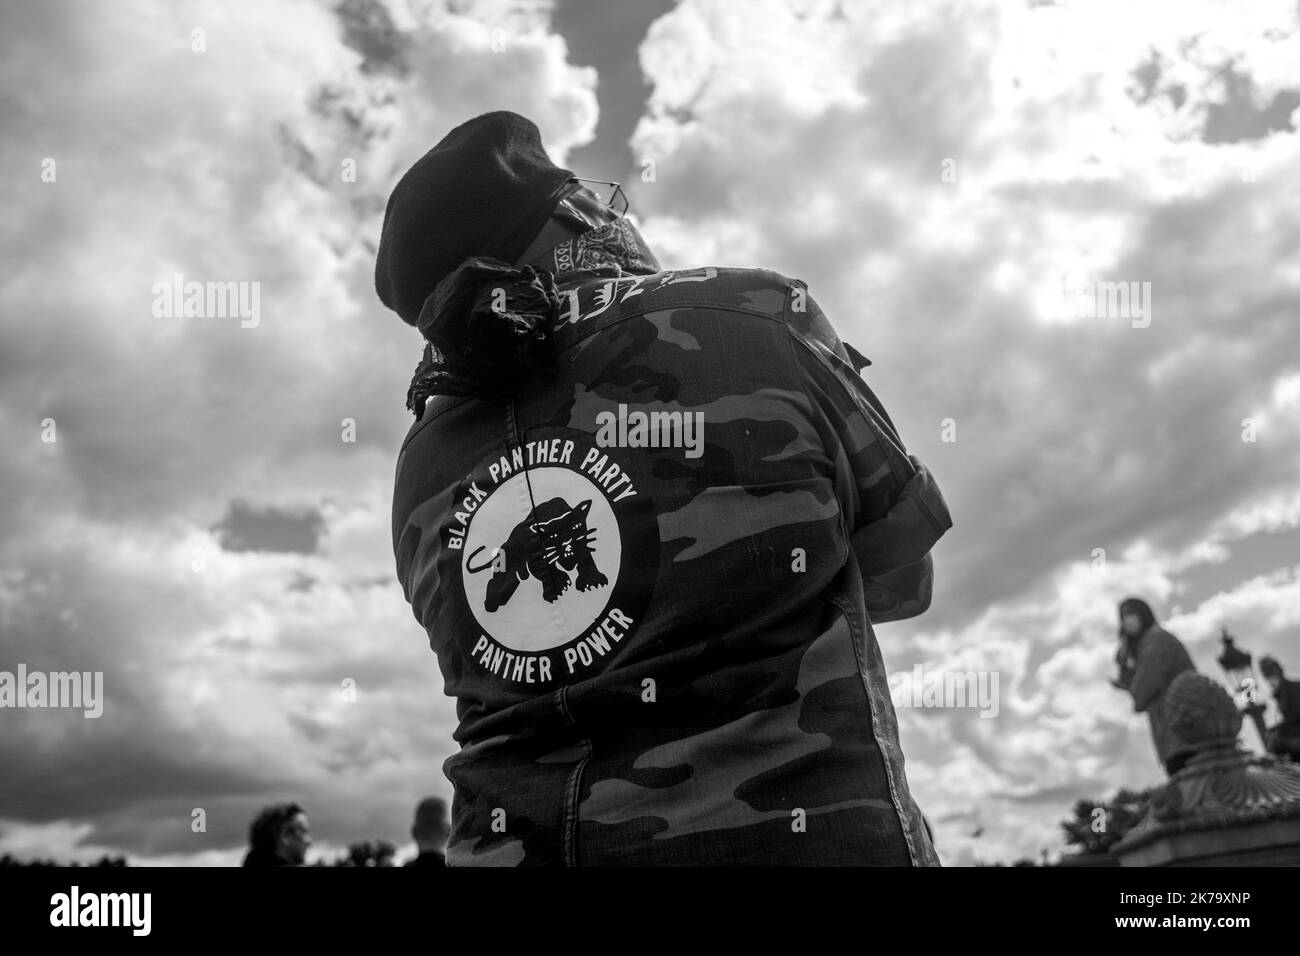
xmin=392 ymin=215 xmax=953 ymax=865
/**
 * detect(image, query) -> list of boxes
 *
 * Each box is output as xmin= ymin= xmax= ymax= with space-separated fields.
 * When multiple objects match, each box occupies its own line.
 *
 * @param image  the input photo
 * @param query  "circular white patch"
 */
xmin=461 ymin=467 xmax=621 ymax=652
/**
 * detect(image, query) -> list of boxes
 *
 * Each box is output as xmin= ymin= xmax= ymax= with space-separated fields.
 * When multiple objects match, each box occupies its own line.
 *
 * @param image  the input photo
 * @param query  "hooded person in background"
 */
xmin=1110 ymin=597 xmax=1196 ymax=775
xmin=380 ymin=111 xmax=953 ymax=866
xmin=1260 ymin=656 xmax=1300 ymax=761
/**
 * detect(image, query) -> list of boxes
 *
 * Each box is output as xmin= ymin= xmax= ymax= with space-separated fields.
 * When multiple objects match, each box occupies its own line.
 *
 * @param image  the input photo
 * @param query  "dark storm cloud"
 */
xmin=212 ymin=499 xmax=326 ymax=554
xmin=336 ymin=0 xmax=411 ymax=75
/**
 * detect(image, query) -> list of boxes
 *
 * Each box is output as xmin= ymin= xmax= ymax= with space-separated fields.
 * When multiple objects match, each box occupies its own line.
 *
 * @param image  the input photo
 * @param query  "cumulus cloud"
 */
xmin=630 ymin=0 xmax=1300 ymax=862
xmin=0 ymin=0 xmax=597 ymax=862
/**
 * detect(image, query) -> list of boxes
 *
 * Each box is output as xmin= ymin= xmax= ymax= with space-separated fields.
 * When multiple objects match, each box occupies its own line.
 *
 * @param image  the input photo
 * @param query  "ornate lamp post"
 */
xmin=1216 ymin=628 xmax=1269 ymax=751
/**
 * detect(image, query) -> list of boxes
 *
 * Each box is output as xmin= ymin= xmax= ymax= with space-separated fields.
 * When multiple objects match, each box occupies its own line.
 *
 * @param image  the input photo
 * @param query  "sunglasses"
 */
xmin=570 ymin=177 xmax=629 ymax=217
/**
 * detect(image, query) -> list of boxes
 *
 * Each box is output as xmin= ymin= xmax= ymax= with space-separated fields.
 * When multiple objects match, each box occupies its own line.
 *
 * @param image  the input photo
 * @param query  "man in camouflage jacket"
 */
xmin=385 ymin=113 xmax=953 ymax=866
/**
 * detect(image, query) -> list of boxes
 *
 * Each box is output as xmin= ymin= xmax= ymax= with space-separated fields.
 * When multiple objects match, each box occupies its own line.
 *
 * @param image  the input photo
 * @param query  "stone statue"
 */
xmin=1113 ymin=670 xmax=1300 ymax=866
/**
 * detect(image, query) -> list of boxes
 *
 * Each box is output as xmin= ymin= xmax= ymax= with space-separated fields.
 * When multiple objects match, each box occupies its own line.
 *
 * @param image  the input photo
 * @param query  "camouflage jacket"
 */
xmin=392 ymin=216 xmax=954 ymax=866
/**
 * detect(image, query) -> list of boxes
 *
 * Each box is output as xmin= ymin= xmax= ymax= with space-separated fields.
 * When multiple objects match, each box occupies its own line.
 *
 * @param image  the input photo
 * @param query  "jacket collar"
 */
xmin=405 ymin=217 xmax=661 ymax=417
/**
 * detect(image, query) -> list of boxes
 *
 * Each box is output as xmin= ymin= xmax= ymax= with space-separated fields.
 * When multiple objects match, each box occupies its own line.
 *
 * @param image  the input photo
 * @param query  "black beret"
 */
xmin=375 ymin=111 xmax=575 ymax=326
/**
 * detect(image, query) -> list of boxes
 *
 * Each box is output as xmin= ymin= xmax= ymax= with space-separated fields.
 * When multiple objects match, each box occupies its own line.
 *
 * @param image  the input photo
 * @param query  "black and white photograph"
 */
xmin=1 ymin=0 xmax=1297 ymax=937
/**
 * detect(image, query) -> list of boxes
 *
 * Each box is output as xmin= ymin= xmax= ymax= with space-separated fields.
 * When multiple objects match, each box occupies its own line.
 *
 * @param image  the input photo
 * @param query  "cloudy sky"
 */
xmin=2 ymin=0 xmax=1299 ymax=866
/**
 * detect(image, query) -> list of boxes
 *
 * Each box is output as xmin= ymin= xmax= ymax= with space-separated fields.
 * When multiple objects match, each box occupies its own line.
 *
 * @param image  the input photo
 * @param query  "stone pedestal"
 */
xmin=1113 ymin=672 xmax=1300 ymax=867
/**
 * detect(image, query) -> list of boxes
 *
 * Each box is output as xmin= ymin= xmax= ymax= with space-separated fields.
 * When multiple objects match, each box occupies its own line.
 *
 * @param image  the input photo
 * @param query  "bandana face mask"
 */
xmin=541 ymin=216 xmax=662 ymax=278
xmin=519 ymin=181 xmax=661 ymax=277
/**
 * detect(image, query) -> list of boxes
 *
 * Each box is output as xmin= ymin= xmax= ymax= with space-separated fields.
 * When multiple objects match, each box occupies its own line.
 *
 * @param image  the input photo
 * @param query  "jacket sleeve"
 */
xmin=786 ymin=281 xmax=953 ymax=621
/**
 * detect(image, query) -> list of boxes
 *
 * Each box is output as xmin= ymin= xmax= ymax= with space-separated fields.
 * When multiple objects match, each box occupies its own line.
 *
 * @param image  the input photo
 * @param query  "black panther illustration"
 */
xmin=465 ymin=497 xmax=608 ymax=612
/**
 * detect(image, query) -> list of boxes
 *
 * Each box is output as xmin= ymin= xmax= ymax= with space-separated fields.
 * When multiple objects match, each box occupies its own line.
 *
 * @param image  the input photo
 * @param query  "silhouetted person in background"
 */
xmin=242 ymin=803 xmax=311 ymax=867
xmin=1260 ymin=655 xmax=1300 ymax=761
xmin=1109 ymin=597 xmax=1195 ymax=775
xmin=405 ymin=797 xmax=449 ymax=868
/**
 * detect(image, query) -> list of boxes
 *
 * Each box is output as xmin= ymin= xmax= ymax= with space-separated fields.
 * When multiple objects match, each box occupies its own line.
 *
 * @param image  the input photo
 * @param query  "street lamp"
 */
xmin=1215 ymin=627 xmax=1269 ymax=751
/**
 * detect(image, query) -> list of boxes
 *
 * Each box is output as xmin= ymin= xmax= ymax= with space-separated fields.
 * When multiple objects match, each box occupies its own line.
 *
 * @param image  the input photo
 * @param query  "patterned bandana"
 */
xmin=535 ymin=215 xmax=662 ymax=278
